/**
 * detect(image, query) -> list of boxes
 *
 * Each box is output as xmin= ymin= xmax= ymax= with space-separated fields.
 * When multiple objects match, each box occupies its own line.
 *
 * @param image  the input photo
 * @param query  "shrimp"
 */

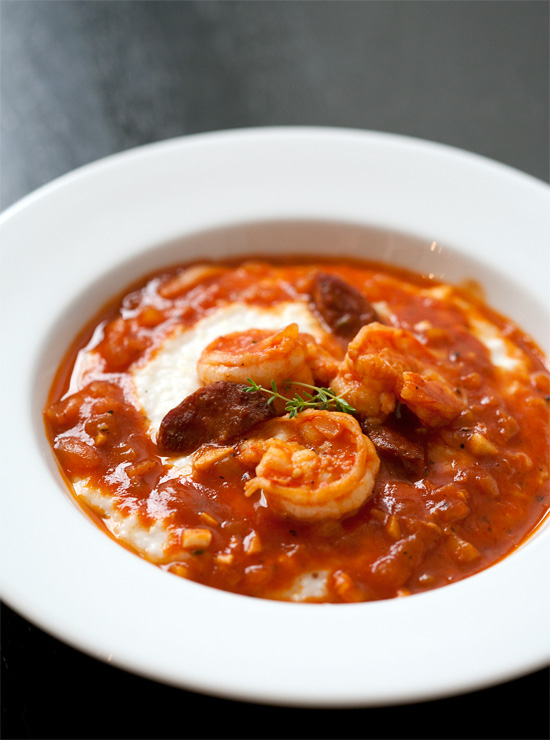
xmin=299 ymin=331 xmax=342 ymax=385
xmin=197 ymin=323 xmax=314 ymax=389
xmin=330 ymin=322 xmax=464 ymax=427
xmin=197 ymin=323 xmax=341 ymax=410
xmin=238 ymin=409 xmax=380 ymax=522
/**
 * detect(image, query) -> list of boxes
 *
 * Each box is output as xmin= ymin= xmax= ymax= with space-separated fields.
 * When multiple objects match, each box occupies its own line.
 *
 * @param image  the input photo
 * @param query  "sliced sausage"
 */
xmin=157 ymin=381 xmax=275 ymax=455
xmin=362 ymin=421 xmax=425 ymax=475
xmin=310 ymin=272 xmax=378 ymax=341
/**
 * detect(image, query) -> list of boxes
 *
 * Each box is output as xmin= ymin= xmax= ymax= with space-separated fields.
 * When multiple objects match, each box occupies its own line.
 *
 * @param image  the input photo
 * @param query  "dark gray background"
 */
xmin=1 ymin=1 xmax=549 ymax=738
xmin=2 ymin=0 xmax=549 ymax=210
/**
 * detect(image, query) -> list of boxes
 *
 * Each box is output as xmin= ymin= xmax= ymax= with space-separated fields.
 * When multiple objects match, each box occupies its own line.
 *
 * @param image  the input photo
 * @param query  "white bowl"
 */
xmin=1 ymin=127 xmax=549 ymax=707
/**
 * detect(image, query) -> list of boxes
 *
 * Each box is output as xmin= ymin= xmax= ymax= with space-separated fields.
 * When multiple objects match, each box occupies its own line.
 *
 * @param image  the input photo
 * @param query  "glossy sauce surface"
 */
xmin=45 ymin=258 xmax=550 ymax=602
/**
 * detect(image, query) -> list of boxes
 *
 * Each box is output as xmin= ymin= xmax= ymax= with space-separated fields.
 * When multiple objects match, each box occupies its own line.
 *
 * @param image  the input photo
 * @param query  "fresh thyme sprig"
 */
xmin=244 ymin=378 xmax=356 ymax=419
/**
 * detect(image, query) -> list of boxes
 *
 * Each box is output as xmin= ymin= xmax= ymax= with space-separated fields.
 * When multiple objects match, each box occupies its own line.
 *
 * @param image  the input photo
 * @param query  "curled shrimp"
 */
xmin=197 ymin=323 xmax=314 ymax=389
xmin=197 ymin=324 xmax=341 ymax=411
xmin=238 ymin=409 xmax=380 ymax=522
xmin=330 ymin=322 xmax=464 ymax=427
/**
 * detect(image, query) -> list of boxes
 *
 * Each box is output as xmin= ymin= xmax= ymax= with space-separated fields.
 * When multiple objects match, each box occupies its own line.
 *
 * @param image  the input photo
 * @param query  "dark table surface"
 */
xmin=1 ymin=2 xmax=549 ymax=738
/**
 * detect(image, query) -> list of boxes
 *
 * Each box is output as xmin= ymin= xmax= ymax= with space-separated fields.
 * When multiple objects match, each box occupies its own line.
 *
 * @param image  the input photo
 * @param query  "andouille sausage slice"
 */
xmin=310 ymin=272 xmax=379 ymax=341
xmin=362 ymin=420 xmax=425 ymax=476
xmin=157 ymin=381 xmax=275 ymax=455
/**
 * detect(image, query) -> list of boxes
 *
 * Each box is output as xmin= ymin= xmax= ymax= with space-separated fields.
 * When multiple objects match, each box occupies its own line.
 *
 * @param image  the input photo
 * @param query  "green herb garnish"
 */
xmin=244 ymin=378 xmax=355 ymax=419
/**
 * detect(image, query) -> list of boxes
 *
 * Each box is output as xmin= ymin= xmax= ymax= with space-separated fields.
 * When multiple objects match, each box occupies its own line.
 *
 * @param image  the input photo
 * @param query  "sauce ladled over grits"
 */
xmin=45 ymin=257 xmax=550 ymax=602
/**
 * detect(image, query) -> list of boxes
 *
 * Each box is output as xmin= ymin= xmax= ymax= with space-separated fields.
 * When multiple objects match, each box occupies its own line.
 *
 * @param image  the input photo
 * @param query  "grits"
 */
xmin=44 ymin=258 xmax=550 ymax=603
xmin=73 ymin=479 xmax=177 ymax=562
xmin=131 ymin=301 xmax=328 ymax=436
xmin=71 ymin=299 xmax=335 ymax=595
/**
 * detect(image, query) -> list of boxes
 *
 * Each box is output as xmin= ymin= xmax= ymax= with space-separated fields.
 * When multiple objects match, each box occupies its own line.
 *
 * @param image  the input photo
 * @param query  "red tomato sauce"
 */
xmin=44 ymin=257 xmax=550 ymax=602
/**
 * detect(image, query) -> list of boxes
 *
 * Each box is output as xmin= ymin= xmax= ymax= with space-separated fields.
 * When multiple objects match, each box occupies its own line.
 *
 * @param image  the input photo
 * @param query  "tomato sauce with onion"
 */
xmin=44 ymin=257 xmax=550 ymax=602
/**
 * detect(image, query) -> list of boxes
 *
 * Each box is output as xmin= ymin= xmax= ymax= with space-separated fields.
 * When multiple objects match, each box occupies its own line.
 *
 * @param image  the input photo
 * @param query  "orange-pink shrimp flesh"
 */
xmin=330 ymin=322 xmax=465 ymax=426
xmin=238 ymin=409 xmax=380 ymax=522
